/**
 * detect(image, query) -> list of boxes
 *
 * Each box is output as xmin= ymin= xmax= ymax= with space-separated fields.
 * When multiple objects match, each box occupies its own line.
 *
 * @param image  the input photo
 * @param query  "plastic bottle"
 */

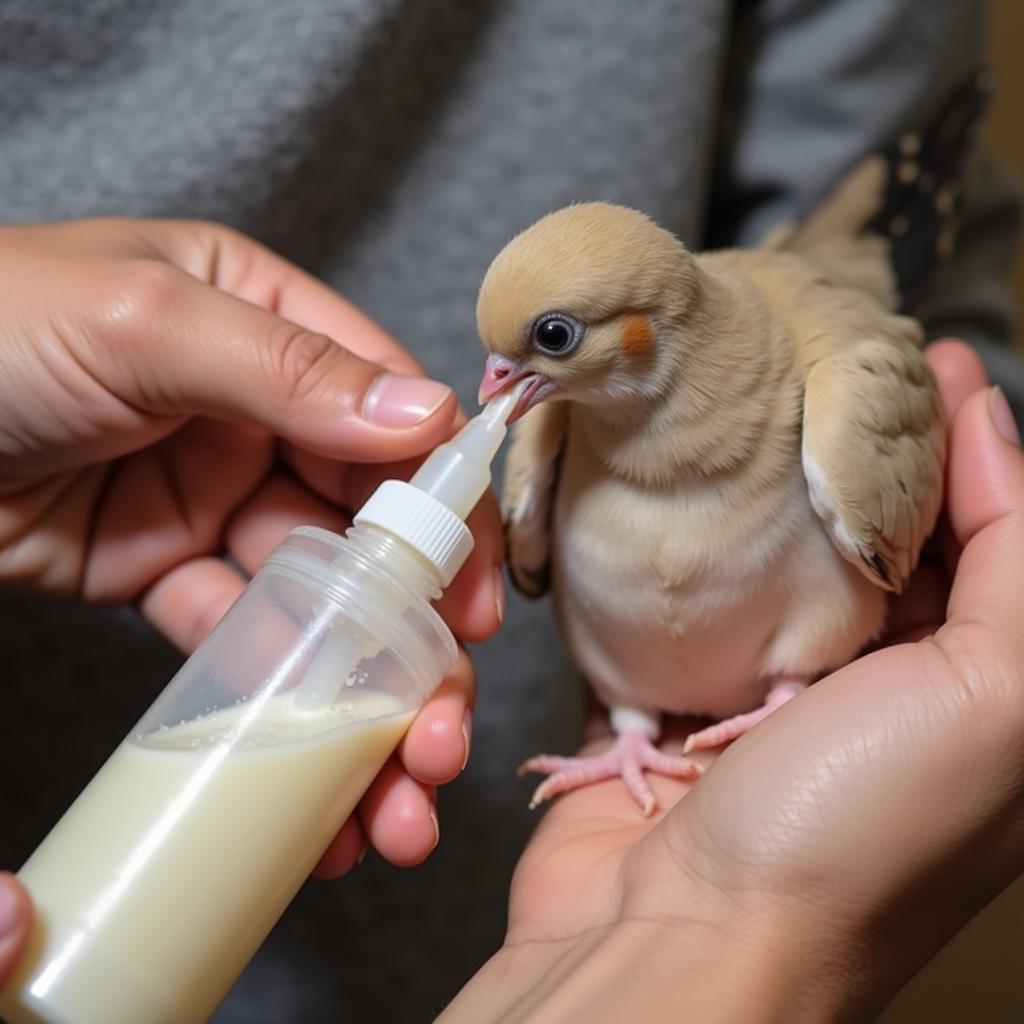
xmin=0 ymin=384 xmax=525 ymax=1024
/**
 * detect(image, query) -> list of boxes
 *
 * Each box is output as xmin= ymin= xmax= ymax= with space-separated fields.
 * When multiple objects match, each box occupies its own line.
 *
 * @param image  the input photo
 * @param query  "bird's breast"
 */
xmin=551 ymin=452 xmax=815 ymax=719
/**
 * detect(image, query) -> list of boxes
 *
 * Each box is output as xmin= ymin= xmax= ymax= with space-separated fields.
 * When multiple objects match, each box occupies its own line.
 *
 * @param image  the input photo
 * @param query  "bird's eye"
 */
xmin=532 ymin=314 xmax=583 ymax=356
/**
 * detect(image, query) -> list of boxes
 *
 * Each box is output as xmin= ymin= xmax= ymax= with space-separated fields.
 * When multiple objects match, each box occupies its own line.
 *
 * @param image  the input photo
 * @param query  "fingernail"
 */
xmin=492 ymin=565 xmax=505 ymax=625
xmin=990 ymin=387 xmax=1021 ymax=446
xmin=460 ymin=708 xmax=473 ymax=772
xmin=429 ymin=807 xmax=440 ymax=851
xmin=356 ymin=841 xmax=369 ymax=866
xmin=0 ymin=875 xmax=20 ymax=936
xmin=362 ymin=374 xmax=453 ymax=428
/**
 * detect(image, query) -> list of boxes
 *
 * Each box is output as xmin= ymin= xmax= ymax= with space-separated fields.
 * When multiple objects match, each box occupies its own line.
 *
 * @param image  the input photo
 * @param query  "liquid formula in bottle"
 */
xmin=14 ymin=694 xmax=412 ymax=1024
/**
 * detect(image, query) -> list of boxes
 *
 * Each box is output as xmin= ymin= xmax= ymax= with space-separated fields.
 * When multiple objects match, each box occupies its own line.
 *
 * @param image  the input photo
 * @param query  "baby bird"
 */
xmin=481 ymin=71 xmax=989 ymax=815
xmin=475 ymin=99 xmax=992 ymax=812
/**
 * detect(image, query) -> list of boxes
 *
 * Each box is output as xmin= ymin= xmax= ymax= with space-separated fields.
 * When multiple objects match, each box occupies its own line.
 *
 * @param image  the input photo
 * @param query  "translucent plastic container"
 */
xmin=0 ymin=386 xmax=525 ymax=1024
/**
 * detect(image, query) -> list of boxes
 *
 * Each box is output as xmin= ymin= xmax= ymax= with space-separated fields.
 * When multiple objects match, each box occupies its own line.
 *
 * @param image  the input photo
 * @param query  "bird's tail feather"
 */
xmin=767 ymin=68 xmax=993 ymax=313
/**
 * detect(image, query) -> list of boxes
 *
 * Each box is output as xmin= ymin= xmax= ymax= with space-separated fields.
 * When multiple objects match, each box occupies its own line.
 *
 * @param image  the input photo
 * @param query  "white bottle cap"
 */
xmin=352 ymin=382 xmax=526 ymax=587
xmin=353 ymin=480 xmax=473 ymax=586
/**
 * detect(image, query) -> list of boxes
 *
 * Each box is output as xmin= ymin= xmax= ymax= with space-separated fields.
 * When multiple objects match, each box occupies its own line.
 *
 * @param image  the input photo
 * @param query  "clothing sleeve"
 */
xmin=705 ymin=0 xmax=1021 ymax=362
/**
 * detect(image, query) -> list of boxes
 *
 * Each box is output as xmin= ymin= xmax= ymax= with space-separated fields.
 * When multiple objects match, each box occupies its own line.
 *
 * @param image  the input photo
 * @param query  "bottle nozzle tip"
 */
xmin=479 ymin=378 xmax=530 ymax=426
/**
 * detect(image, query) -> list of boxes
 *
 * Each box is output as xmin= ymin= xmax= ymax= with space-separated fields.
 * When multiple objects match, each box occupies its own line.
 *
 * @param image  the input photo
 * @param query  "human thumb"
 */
xmin=0 ymin=872 xmax=31 ymax=989
xmin=86 ymin=263 xmax=457 ymax=462
xmin=944 ymin=385 xmax=1024 ymax=635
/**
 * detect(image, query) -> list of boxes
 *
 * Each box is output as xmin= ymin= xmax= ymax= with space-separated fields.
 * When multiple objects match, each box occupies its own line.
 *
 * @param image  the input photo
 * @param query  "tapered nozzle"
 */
xmin=406 ymin=377 xmax=528 ymax=519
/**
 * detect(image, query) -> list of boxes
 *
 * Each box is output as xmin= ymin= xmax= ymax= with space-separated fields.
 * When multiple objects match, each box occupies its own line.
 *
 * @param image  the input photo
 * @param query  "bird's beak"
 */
xmin=478 ymin=354 xmax=556 ymax=423
xmin=478 ymin=354 xmax=525 ymax=403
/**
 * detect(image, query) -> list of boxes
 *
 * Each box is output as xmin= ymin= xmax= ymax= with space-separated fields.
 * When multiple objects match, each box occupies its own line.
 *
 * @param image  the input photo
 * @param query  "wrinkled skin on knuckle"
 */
xmin=90 ymin=259 xmax=184 ymax=346
xmin=187 ymin=220 xmax=256 ymax=289
xmin=934 ymin=624 xmax=1024 ymax=749
xmin=68 ymin=259 xmax=190 ymax=409
xmin=266 ymin=324 xmax=345 ymax=409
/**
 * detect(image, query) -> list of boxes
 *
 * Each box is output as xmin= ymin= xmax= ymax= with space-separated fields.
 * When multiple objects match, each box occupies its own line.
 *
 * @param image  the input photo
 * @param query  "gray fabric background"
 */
xmin=0 ymin=1 xmax=1018 ymax=1021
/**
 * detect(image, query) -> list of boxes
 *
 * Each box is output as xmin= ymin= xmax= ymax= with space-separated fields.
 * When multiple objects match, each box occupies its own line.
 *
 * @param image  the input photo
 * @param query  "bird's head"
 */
xmin=476 ymin=203 xmax=701 ymax=421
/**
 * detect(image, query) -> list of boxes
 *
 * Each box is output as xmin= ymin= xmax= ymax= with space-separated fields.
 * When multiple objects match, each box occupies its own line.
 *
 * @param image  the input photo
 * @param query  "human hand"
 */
xmin=443 ymin=340 xmax=1024 ymax=1022
xmin=0 ymin=219 xmax=503 ymax=876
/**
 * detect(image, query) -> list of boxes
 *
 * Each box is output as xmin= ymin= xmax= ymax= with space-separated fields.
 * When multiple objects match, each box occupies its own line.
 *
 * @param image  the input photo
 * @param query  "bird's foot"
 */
xmin=682 ymin=680 xmax=807 ymax=754
xmin=519 ymin=729 xmax=703 ymax=817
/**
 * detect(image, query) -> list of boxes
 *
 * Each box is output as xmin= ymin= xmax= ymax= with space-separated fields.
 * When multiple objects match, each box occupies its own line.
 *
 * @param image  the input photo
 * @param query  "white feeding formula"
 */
xmin=2 ymin=691 xmax=412 ymax=1024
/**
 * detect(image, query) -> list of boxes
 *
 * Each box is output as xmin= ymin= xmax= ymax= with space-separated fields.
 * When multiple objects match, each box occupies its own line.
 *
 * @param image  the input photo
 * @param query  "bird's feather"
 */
xmin=801 ymin=339 xmax=946 ymax=592
xmin=503 ymin=400 xmax=567 ymax=597
xmin=866 ymin=67 xmax=994 ymax=312
xmin=767 ymin=66 xmax=993 ymax=314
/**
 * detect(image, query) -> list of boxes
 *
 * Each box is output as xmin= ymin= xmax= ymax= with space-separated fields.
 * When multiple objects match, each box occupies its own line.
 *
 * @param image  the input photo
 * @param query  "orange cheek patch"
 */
xmin=619 ymin=313 xmax=654 ymax=356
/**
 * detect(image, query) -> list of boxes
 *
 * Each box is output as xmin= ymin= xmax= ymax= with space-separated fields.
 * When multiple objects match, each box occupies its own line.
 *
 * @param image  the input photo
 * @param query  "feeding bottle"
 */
xmin=0 ymin=384 xmax=525 ymax=1024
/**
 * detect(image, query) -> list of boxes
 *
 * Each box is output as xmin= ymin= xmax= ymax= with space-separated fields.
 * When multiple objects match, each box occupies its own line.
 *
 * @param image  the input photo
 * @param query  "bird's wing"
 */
xmin=502 ymin=401 xmax=568 ymax=598
xmin=801 ymin=338 xmax=946 ymax=593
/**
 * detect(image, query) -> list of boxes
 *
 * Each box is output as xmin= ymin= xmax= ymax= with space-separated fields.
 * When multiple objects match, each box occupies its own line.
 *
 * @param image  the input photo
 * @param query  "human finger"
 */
xmin=918 ymin=339 xmax=988 ymax=607
xmin=224 ymin=474 xmax=351 ymax=577
xmin=81 ymin=420 xmax=272 ymax=605
xmin=357 ymin=758 xmax=438 ymax=868
xmin=397 ymin=649 xmax=476 ymax=786
xmin=942 ymin=386 xmax=1024 ymax=641
xmin=148 ymin=220 xmax=423 ymax=375
xmin=312 ymin=816 xmax=368 ymax=880
xmin=139 ymin=556 xmax=249 ymax=653
xmin=925 ymin=338 xmax=989 ymax=416
xmin=79 ymin=261 xmax=456 ymax=463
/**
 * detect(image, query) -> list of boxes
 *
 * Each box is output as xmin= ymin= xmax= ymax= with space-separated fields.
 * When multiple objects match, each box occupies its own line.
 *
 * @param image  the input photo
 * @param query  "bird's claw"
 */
xmin=682 ymin=680 xmax=806 ymax=754
xmin=519 ymin=729 xmax=703 ymax=816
